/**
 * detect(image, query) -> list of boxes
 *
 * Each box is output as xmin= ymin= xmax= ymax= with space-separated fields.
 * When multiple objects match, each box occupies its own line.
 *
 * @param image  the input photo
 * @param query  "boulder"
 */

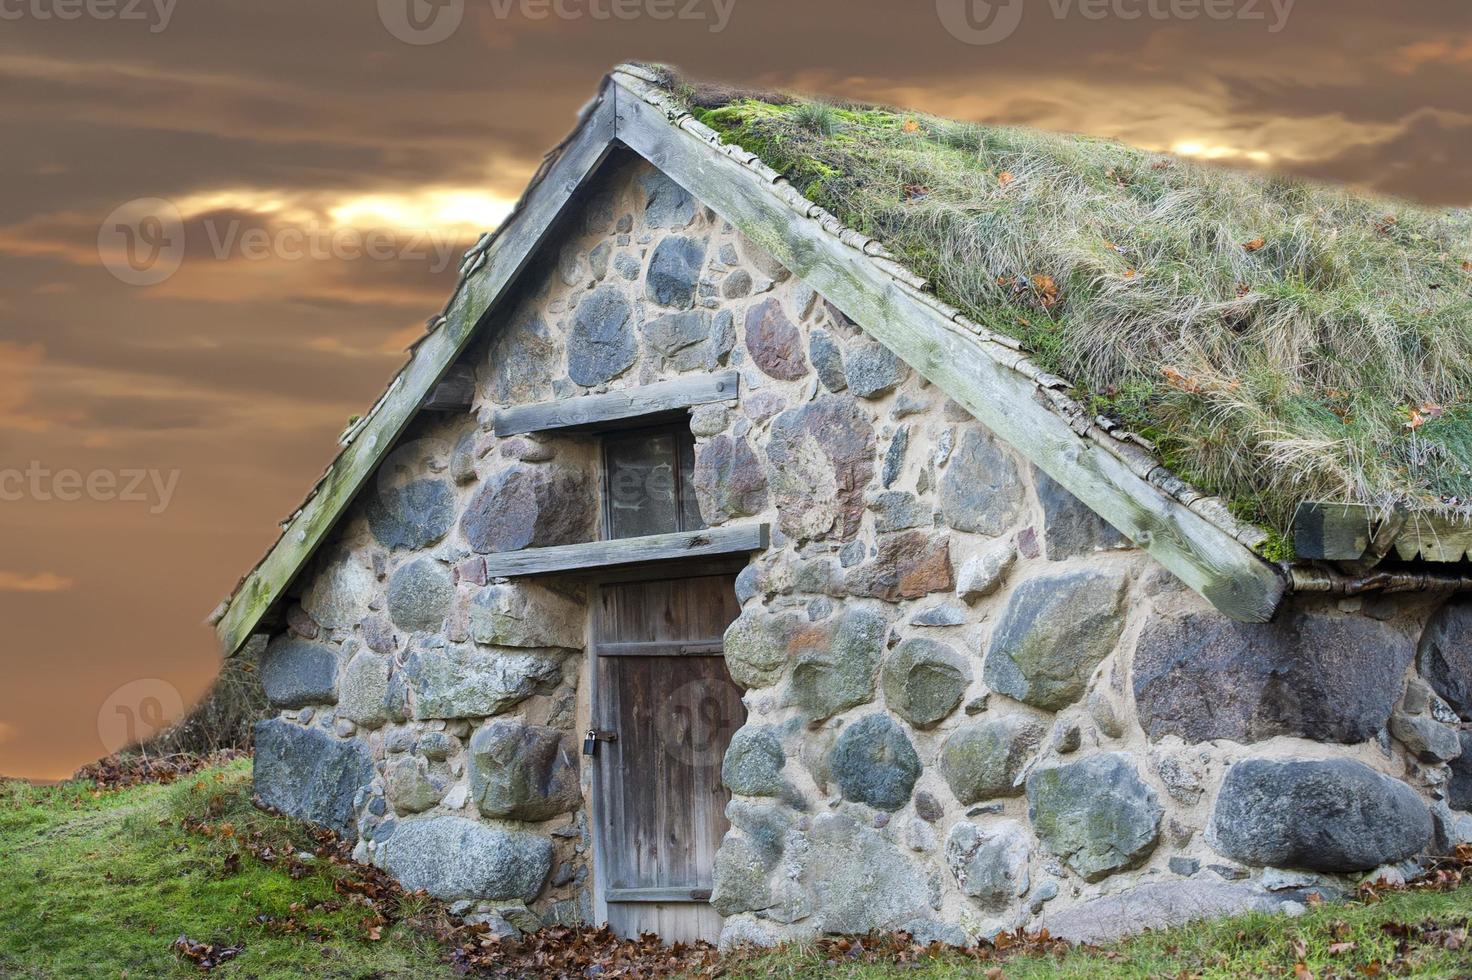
xmin=744 ymin=296 xmax=808 ymax=381
xmin=692 ymin=436 xmax=768 ymax=524
xmin=1419 ymin=598 xmax=1472 ymax=720
xmin=568 ymin=286 xmax=636 ymax=386
xmin=260 ymin=637 xmax=339 ymax=708
xmin=1450 ymin=732 xmax=1472 ymax=812
xmin=1026 ymin=753 xmax=1162 ymax=881
xmin=869 ymin=491 xmax=930 ymax=533
xmin=1209 ymin=758 xmax=1432 ymax=872
xmin=945 ymin=819 xmax=1032 ymax=910
xmin=983 ymin=569 xmax=1128 ymax=711
xmin=385 ymin=755 xmax=445 ymax=814
xmin=645 ymin=236 xmax=706 ymax=310
xmin=338 ymin=648 xmax=393 ymax=727
xmin=941 ymin=716 xmax=1045 ymax=804
xmin=469 ymin=583 xmax=584 ymax=649
xmin=404 ymin=646 xmax=563 ymax=719
xmin=302 ymin=549 xmax=375 ymax=629
xmin=253 ymin=719 xmax=373 ymax=838
xmin=799 ymin=812 xmax=934 ymax=934
xmin=722 ymin=726 xmax=787 ymax=797
xmin=468 ymin=719 xmax=581 ymax=821
xmin=786 ymin=608 xmax=888 ymax=720
xmin=1040 ymin=881 xmax=1280 ymax=944
xmin=843 ymin=340 xmax=908 ymax=399
xmin=881 ymin=638 xmax=971 ymax=728
xmin=766 ymin=395 xmax=875 ymax=541
xmin=809 ymin=328 xmax=847 ymax=392
xmin=386 ymin=558 xmax=453 ymax=633
xmin=642 ymin=309 xmax=709 ymax=371
xmin=830 ymin=714 xmax=921 ymax=812
xmin=711 ymin=834 xmax=779 ymax=916
xmin=938 ymin=428 xmax=1024 ymax=536
xmin=1133 ymin=609 xmax=1415 ymax=744
xmin=707 ymin=309 xmax=736 ymax=369
xmin=375 ymin=816 xmax=552 ymax=901
xmin=365 ymin=478 xmax=454 ymax=552
xmin=487 ymin=314 xmax=557 ymax=404
xmin=1032 ymin=466 xmax=1128 ymax=559
xmin=955 ymin=540 xmax=1017 ymax=601
xmin=461 ymin=465 xmax=595 ymax=554
xmin=846 ymin=532 xmax=954 ymax=601
xmin=639 ymin=171 xmax=696 ymax=229
xmin=723 ymin=609 xmax=799 ymax=689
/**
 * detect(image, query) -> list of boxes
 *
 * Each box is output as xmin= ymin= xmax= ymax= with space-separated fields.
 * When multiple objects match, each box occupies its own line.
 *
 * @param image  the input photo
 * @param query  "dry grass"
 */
xmin=689 ymin=92 xmax=1472 ymax=539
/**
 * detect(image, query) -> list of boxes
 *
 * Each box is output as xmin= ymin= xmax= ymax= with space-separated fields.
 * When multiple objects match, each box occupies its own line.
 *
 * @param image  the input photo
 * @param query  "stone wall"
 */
xmin=253 ymin=151 xmax=1472 ymax=945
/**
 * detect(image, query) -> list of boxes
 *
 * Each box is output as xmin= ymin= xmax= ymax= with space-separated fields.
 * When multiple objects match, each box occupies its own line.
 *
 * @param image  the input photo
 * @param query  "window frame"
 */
xmin=599 ymin=422 xmax=703 ymax=541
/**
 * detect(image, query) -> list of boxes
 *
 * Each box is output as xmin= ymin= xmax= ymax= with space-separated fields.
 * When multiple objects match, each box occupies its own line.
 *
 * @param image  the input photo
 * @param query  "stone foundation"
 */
xmin=252 ymin=151 xmax=1472 ymax=944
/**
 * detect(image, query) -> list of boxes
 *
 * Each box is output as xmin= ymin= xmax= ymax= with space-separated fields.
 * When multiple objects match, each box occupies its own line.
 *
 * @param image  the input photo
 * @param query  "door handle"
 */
xmin=583 ymin=729 xmax=617 ymax=756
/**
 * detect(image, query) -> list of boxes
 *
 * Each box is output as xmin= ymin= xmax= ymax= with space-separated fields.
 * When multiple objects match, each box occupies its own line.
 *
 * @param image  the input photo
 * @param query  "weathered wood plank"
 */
xmin=421 ymin=363 xmax=476 ymax=411
xmin=484 ymin=523 xmax=769 ymax=579
xmin=493 ymin=371 xmax=739 ymax=437
xmin=1291 ymin=501 xmax=1374 ymax=560
xmin=1394 ymin=514 xmax=1472 ymax=562
xmin=604 ymin=887 xmax=713 ymax=903
xmin=613 ymin=75 xmax=1286 ymax=623
xmin=214 ymin=91 xmax=619 ymax=655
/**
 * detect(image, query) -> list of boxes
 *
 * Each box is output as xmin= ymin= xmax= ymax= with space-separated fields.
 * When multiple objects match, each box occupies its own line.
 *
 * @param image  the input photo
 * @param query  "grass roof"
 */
xmin=679 ymin=84 xmax=1472 ymax=541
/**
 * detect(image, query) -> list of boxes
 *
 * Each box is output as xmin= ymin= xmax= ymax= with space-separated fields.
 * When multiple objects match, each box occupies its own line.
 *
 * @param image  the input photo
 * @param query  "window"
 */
xmin=602 ymin=425 xmax=704 ymax=540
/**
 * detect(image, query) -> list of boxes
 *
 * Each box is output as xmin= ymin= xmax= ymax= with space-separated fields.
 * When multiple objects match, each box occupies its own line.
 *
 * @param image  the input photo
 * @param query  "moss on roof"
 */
xmin=680 ymin=85 xmax=1472 ymax=535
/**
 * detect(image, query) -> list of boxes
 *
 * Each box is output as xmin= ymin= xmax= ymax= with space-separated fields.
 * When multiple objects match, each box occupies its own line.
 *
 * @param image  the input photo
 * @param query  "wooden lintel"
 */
xmin=421 ymin=364 xmax=476 ymax=411
xmin=484 ymin=523 xmax=768 ymax=579
xmin=493 ymin=371 xmax=740 ymax=437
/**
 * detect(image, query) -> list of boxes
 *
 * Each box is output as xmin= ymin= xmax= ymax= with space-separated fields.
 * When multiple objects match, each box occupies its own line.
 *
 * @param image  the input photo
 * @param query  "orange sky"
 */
xmin=1 ymin=0 xmax=1469 ymax=780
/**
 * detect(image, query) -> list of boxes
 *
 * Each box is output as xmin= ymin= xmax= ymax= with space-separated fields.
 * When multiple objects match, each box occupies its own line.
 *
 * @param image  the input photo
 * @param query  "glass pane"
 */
xmin=679 ymin=431 xmax=706 ymax=531
xmin=606 ymin=432 xmax=679 ymax=539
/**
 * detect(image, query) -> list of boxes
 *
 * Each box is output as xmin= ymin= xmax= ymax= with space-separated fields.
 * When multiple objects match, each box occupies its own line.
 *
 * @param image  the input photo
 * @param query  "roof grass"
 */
xmin=682 ymin=87 xmax=1472 ymax=536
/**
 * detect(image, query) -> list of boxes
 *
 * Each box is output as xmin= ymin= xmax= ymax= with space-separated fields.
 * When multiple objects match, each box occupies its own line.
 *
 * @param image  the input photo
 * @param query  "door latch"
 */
xmin=583 ymin=729 xmax=617 ymax=756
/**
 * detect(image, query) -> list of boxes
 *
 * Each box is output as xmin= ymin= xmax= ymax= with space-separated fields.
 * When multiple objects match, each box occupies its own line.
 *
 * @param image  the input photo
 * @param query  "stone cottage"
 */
xmin=212 ymin=65 xmax=1472 ymax=946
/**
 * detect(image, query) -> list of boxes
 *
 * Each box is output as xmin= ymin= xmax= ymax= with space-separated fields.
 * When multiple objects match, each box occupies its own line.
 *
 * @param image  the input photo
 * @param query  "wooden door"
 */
xmin=590 ymin=572 xmax=745 ymax=943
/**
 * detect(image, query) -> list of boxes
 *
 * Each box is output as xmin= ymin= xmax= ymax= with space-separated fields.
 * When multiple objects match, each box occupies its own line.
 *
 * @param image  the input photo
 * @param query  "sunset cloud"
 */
xmin=0 ymin=572 xmax=75 ymax=593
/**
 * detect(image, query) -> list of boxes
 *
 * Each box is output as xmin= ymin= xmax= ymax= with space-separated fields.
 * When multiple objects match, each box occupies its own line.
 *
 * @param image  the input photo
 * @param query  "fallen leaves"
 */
xmin=1242 ymin=237 xmax=1267 ymax=252
xmin=997 ymin=171 xmax=1015 ymax=187
xmin=75 ymin=750 xmax=248 ymax=791
xmin=901 ymin=118 xmax=922 ymax=134
xmin=171 ymin=936 xmax=243 ymax=972
xmin=1405 ymin=402 xmax=1446 ymax=431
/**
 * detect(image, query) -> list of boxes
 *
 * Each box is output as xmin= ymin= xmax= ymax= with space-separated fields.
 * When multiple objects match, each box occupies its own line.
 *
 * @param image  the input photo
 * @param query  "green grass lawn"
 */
xmin=0 ymin=759 xmax=458 ymax=980
xmin=2 ymin=760 xmax=1470 ymax=978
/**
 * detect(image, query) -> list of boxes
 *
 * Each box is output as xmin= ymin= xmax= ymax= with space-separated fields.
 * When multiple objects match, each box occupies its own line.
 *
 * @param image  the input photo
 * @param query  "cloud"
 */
xmin=0 ymin=572 xmax=75 ymax=593
xmin=0 ymin=722 xmax=15 ymax=745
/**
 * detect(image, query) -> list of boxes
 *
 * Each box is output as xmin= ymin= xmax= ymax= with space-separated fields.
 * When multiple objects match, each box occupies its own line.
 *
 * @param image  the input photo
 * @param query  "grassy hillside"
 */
xmin=3 ymin=760 xmax=1471 ymax=978
xmin=0 ymin=760 xmax=456 ymax=979
xmin=678 ymin=78 xmax=1472 ymax=539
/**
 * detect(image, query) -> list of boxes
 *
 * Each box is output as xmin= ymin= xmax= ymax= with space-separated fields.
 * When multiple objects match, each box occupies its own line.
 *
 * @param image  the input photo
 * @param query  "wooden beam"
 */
xmin=493 ymin=371 xmax=739 ymax=437
xmin=613 ymin=75 xmax=1285 ymax=622
xmin=604 ymin=887 xmax=712 ymax=903
xmin=1291 ymin=502 xmax=1374 ymax=560
xmin=213 ymin=91 xmax=619 ymax=656
xmin=484 ymin=524 xmax=769 ymax=579
xmin=421 ymin=364 xmax=476 ymax=411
